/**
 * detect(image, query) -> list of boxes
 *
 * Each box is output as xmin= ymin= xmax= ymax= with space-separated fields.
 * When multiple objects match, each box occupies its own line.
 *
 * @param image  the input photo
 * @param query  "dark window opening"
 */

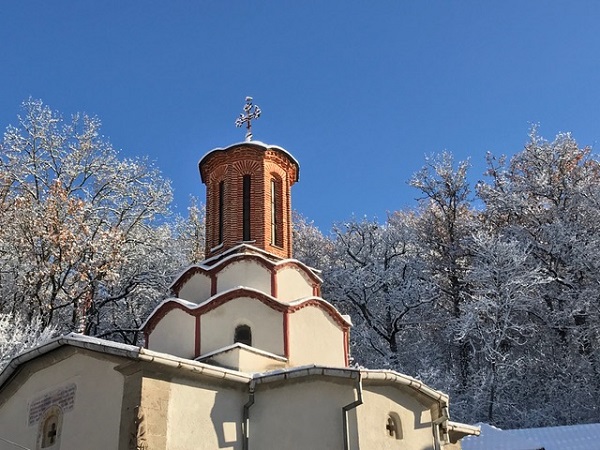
xmin=271 ymin=178 xmax=281 ymax=247
xmin=234 ymin=324 xmax=252 ymax=346
xmin=243 ymin=175 xmax=251 ymax=241
xmin=218 ymin=181 xmax=225 ymax=244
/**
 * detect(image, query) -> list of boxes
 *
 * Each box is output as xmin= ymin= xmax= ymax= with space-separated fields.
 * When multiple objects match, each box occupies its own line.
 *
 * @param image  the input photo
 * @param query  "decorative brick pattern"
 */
xmin=199 ymin=143 xmax=299 ymax=259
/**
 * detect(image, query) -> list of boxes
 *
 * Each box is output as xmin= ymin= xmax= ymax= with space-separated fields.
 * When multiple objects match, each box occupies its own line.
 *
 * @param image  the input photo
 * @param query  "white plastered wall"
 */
xmin=357 ymin=384 xmax=435 ymax=450
xmin=206 ymin=347 xmax=287 ymax=373
xmin=250 ymin=378 xmax=352 ymax=449
xmin=275 ymin=266 xmax=314 ymax=301
xmin=148 ymin=308 xmax=196 ymax=359
xmin=0 ymin=352 xmax=124 ymax=450
xmin=201 ymin=297 xmax=283 ymax=356
xmin=216 ymin=260 xmax=271 ymax=295
xmin=288 ymin=306 xmax=346 ymax=367
xmin=166 ymin=377 xmax=245 ymax=450
xmin=249 ymin=377 xmax=436 ymax=450
xmin=178 ymin=272 xmax=212 ymax=303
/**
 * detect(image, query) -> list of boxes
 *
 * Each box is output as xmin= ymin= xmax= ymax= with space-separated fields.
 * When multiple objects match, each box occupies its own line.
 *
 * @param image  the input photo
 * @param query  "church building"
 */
xmin=0 ymin=99 xmax=479 ymax=449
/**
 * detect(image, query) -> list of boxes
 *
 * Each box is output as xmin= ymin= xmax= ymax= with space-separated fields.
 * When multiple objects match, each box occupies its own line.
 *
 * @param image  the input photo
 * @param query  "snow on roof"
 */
xmin=198 ymin=140 xmax=300 ymax=182
xmin=169 ymin=243 xmax=323 ymax=290
xmin=461 ymin=422 xmax=600 ymax=450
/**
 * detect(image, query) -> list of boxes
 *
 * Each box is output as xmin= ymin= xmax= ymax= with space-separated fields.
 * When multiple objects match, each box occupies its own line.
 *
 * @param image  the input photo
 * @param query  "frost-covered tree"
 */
xmin=324 ymin=214 xmax=435 ymax=371
xmin=455 ymin=231 xmax=547 ymax=425
xmin=477 ymin=129 xmax=600 ymax=425
xmin=292 ymin=212 xmax=333 ymax=270
xmin=0 ymin=312 xmax=57 ymax=370
xmin=172 ymin=197 xmax=206 ymax=265
xmin=409 ymin=152 xmax=478 ymax=392
xmin=0 ymin=99 xmax=180 ymax=343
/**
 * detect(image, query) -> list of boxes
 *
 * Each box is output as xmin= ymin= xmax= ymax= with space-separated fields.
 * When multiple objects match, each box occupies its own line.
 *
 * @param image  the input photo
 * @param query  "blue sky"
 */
xmin=2 ymin=1 xmax=600 ymax=230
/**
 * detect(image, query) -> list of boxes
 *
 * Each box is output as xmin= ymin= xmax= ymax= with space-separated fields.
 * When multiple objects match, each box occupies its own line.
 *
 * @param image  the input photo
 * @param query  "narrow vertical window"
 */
xmin=218 ymin=181 xmax=224 ymax=244
xmin=271 ymin=178 xmax=281 ymax=246
xmin=243 ymin=175 xmax=251 ymax=241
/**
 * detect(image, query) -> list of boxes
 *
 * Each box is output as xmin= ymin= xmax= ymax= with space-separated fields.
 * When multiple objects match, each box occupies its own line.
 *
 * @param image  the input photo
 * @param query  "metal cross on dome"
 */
xmin=235 ymin=96 xmax=261 ymax=141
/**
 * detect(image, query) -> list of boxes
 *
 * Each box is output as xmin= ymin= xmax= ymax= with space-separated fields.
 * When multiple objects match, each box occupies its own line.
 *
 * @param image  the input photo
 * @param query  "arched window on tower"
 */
xmin=234 ymin=324 xmax=252 ymax=346
xmin=270 ymin=177 xmax=282 ymax=247
xmin=242 ymin=175 xmax=251 ymax=241
xmin=218 ymin=181 xmax=225 ymax=244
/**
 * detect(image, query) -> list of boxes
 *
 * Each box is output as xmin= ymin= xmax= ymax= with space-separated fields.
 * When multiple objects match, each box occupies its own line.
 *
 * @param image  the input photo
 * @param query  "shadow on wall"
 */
xmin=210 ymin=389 xmax=243 ymax=448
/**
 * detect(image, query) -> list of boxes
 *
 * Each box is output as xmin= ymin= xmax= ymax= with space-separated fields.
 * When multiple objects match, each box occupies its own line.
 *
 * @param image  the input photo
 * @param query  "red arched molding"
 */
xmin=143 ymin=290 xmax=350 ymax=336
xmin=283 ymin=311 xmax=290 ymax=358
xmin=343 ymin=329 xmax=349 ymax=367
xmin=171 ymin=254 xmax=322 ymax=298
xmin=195 ymin=316 xmax=201 ymax=358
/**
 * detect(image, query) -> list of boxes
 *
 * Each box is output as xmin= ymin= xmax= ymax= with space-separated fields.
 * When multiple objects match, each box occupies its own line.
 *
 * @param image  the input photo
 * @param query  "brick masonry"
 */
xmin=200 ymin=144 xmax=299 ymax=259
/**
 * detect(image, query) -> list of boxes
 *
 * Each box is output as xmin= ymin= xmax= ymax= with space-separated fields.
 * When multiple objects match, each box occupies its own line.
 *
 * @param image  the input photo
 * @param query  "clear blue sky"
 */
xmin=2 ymin=1 xmax=599 ymax=230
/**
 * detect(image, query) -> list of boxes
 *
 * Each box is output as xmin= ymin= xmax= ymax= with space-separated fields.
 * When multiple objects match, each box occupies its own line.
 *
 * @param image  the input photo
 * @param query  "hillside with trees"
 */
xmin=2 ymin=100 xmax=600 ymax=429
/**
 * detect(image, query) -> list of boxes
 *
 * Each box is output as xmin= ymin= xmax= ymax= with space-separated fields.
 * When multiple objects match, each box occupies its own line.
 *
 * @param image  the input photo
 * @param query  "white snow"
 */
xmin=461 ymin=422 xmax=600 ymax=450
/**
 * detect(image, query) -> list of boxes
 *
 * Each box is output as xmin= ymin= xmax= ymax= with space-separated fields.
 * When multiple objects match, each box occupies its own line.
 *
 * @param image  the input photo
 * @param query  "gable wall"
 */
xmin=275 ymin=266 xmax=314 ymax=301
xmin=251 ymin=378 xmax=352 ymax=449
xmin=201 ymin=297 xmax=283 ymax=356
xmin=178 ymin=272 xmax=212 ymax=303
xmin=166 ymin=376 xmax=245 ymax=450
xmin=0 ymin=349 xmax=124 ymax=450
xmin=217 ymin=260 xmax=271 ymax=295
xmin=148 ymin=307 xmax=196 ymax=359
xmin=248 ymin=377 xmax=437 ymax=450
xmin=357 ymin=384 xmax=435 ymax=450
xmin=287 ymin=306 xmax=346 ymax=367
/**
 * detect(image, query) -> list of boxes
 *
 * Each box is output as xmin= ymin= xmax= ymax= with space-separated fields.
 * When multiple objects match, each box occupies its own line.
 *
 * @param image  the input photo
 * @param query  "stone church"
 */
xmin=0 ymin=104 xmax=478 ymax=449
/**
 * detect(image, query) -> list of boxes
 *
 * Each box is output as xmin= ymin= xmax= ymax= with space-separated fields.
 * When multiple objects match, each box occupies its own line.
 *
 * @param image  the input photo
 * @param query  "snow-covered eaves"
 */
xmin=169 ymin=242 xmax=323 ymax=291
xmin=447 ymin=421 xmax=481 ymax=440
xmin=0 ymin=333 xmax=251 ymax=391
xmin=198 ymin=140 xmax=300 ymax=183
xmin=2 ymin=335 xmax=448 ymax=406
xmin=461 ymin=422 xmax=600 ymax=450
xmin=141 ymin=287 xmax=353 ymax=334
xmin=254 ymin=365 xmax=449 ymax=405
xmin=196 ymin=342 xmax=288 ymax=363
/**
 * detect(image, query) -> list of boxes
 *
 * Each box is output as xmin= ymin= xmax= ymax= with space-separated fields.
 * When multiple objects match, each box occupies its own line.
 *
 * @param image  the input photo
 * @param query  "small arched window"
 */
xmin=38 ymin=406 xmax=62 ymax=449
xmin=386 ymin=412 xmax=402 ymax=440
xmin=234 ymin=325 xmax=252 ymax=346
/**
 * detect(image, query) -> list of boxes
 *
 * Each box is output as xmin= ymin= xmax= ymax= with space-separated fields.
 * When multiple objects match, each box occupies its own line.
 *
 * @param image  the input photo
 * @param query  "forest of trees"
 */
xmin=2 ymin=100 xmax=600 ymax=429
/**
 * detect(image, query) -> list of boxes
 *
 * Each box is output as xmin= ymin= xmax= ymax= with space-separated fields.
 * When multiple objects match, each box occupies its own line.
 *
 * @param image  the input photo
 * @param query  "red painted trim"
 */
xmin=343 ymin=329 xmax=349 ymax=367
xmin=283 ymin=311 xmax=290 ymax=358
xmin=142 ymin=290 xmax=351 ymax=335
xmin=195 ymin=316 xmax=201 ymax=358
xmin=210 ymin=273 xmax=217 ymax=296
xmin=144 ymin=331 xmax=149 ymax=349
xmin=271 ymin=270 xmax=277 ymax=297
xmin=273 ymin=261 xmax=322 ymax=286
xmin=143 ymin=302 xmax=198 ymax=335
xmin=171 ymin=255 xmax=322 ymax=295
xmin=287 ymin=299 xmax=350 ymax=329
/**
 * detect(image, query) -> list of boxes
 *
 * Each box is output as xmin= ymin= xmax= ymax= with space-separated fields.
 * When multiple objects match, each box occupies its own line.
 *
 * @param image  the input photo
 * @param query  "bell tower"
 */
xmin=199 ymin=98 xmax=299 ymax=259
xmin=144 ymin=97 xmax=351 ymax=372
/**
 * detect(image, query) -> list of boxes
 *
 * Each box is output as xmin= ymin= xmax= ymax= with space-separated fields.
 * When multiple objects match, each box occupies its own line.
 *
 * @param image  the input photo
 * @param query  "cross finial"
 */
xmin=235 ymin=96 xmax=261 ymax=141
